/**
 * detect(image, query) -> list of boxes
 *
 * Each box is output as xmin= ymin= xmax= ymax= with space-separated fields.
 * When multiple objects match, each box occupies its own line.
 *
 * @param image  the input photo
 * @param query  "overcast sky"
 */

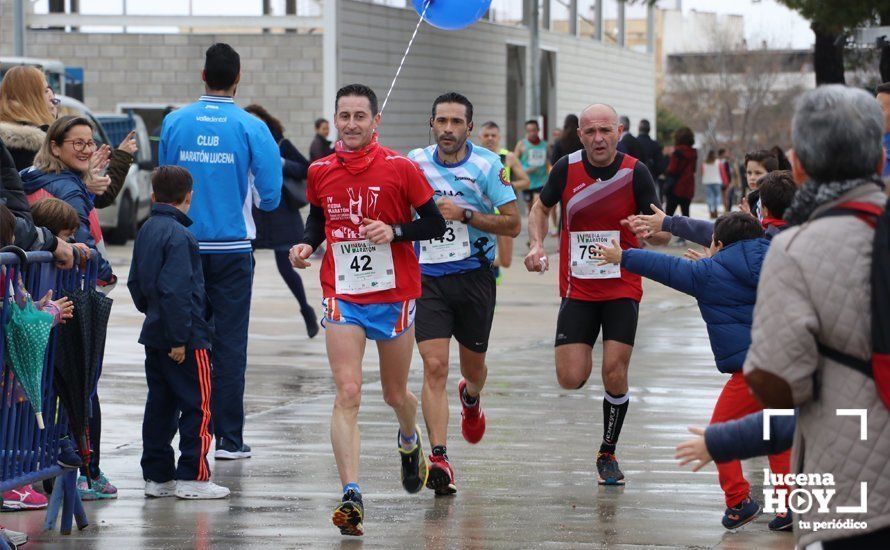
xmin=34 ymin=0 xmax=815 ymax=49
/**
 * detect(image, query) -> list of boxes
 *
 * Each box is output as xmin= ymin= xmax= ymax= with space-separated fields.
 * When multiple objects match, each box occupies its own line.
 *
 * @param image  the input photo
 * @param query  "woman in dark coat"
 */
xmin=664 ymin=126 xmax=698 ymax=217
xmin=245 ymin=105 xmax=318 ymax=337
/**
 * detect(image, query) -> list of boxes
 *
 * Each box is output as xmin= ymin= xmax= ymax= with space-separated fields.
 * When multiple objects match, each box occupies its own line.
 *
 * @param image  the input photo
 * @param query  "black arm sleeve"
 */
xmin=300 ymin=204 xmax=326 ymax=250
xmin=539 ymin=157 xmax=568 ymax=208
xmin=632 ymin=162 xmax=661 ymax=215
xmin=392 ymin=198 xmax=445 ymax=243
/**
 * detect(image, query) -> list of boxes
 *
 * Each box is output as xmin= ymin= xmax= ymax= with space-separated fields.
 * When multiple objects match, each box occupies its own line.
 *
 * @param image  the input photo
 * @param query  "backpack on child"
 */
xmin=812 ymin=197 xmax=890 ymax=409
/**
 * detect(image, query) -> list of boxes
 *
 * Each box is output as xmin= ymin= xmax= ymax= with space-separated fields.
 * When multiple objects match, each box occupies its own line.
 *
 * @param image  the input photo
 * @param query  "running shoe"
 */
xmin=76 ymin=476 xmax=97 ymax=501
xmin=398 ymin=426 xmax=429 ymax=494
xmin=332 ymin=489 xmax=364 ymax=537
xmin=768 ymin=511 xmax=793 ymax=531
xmin=1 ymin=486 xmax=47 ymax=510
xmin=90 ymin=472 xmax=118 ymax=500
xmin=722 ymin=496 xmax=761 ymax=530
xmin=595 ymin=452 xmax=625 ymax=486
xmin=458 ymin=379 xmax=486 ymax=444
xmin=144 ymin=480 xmax=176 ymax=498
xmin=426 ymin=453 xmax=457 ymax=496
xmin=175 ymin=480 xmax=230 ymax=500
xmin=0 ymin=525 xmax=27 ymax=547
xmin=214 ymin=440 xmax=252 ymax=460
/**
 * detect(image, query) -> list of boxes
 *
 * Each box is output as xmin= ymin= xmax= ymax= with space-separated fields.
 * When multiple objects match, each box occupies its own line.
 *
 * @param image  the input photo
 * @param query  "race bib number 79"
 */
xmin=570 ymin=231 xmax=621 ymax=279
xmin=333 ymin=240 xmax=396 ymax=295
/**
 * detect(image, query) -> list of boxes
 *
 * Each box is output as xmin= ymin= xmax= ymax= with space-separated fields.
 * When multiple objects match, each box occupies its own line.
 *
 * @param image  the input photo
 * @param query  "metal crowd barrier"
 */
xmin=0 ymin=249 xmax=99 ymax=545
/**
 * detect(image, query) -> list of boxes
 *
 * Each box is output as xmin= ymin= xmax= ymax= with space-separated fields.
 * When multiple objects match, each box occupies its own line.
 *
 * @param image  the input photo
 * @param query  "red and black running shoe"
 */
xmin=458 ymin=378 xmax=486 ymax=444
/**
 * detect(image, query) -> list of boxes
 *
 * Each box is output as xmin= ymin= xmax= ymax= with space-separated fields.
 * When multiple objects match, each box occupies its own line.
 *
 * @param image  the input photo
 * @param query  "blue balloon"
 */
xmin=412 ymin=0 xmax=492 ymax=31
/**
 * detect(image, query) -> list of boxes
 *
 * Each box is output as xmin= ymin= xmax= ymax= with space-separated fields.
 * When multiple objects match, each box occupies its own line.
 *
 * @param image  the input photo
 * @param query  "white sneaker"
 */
xmin=1 ymin=526 xmax=28 ymax=547
xmin=175 ymin=480 xmax=230 ymax=500
xmin=144 ymin=480 xmax=176 ymax=498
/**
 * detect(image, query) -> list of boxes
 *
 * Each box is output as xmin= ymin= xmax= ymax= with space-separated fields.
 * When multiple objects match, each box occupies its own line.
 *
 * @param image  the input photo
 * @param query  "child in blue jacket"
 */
xmin=596 ymin=212 xmax=792 ymax=532
xmin=127 ymin=166 xmax=228 ymax=500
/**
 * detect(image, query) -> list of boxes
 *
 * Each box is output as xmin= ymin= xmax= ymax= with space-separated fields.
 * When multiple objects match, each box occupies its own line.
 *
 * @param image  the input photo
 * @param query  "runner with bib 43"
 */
xmin=409 ymin=93 xmax=520 ymax=496
xmin=524 ymin=103 xmax=670 ymax=485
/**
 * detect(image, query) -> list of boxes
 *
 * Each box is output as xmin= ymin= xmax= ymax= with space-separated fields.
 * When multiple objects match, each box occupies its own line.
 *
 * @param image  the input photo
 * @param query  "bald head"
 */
xmin=578 ymin=104 xmax=622 ymax=167
xmin=580 ymin=104 xmax=619 ymax=127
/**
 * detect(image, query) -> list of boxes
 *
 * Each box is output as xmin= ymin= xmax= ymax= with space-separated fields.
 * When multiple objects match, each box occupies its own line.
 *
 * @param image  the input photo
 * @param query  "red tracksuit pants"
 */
xmin=709 ymin=372 xmax=790 ymax=508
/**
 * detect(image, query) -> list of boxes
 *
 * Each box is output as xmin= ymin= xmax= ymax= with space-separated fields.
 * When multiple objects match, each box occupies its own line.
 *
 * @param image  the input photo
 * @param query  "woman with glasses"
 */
xmin=0 ymin=66 xmax=137 ymax=208
xmin=19 ymin=115 xmax=119 ymax=502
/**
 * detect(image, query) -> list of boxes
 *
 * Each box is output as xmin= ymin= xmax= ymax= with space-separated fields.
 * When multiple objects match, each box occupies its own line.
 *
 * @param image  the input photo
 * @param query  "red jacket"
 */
xmin=666 ymin=145 xmax=698 ymax=199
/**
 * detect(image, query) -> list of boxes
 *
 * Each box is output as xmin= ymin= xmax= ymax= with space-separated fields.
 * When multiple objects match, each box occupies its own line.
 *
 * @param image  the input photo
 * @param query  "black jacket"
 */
xmin=637 ymin=133 xmax=663 ymax=179
xmin=128 ymin=204 xmax=212 ymax=350
xmin=617 ymin=133 xmax=645 ymax=162
xmin=309 ymin=133 xmax=333 ymax=161
xmin=0 ymin=137 xmax=57 ymax=252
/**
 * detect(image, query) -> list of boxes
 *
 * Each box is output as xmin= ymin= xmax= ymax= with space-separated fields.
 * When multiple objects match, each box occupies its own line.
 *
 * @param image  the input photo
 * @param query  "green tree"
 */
xmin=774 ymin=0 xmax=884 ymax=84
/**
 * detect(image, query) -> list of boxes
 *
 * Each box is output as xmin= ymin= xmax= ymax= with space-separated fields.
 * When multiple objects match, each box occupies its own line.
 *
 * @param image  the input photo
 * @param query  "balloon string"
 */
xmin=380 ymin=0 xmax=431 ymax=116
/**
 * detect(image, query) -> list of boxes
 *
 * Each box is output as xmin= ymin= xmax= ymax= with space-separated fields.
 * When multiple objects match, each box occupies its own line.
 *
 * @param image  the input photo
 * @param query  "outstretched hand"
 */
xmin=675 ymin=426 xmax=713 ymax=472
xmin=594 ymin=239 xmax=622 ymax=266
xmin=631 ymin=203 xmax=668 ymax=239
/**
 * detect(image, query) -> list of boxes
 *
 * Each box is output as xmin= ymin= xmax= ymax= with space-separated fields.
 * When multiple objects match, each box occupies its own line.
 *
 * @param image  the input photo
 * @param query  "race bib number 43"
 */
xmin=570 ymin=231 xmax=621 ymax=279
xmin=419 ymin=221 xmax=471 ymax=264
xmin=333 ymin=240 xmax=396 ymax=295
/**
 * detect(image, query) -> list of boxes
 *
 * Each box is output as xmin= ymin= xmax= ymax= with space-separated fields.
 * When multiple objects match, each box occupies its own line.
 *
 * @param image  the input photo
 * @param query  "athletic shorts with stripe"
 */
xmin=555 ymin=298 xmax=639 ymax=347
xmin=141 ymin=348 xmax=214 ymax=482
xmin=415 ymin=268 xmax=497 ymax=353
xmin=322 ymin=298 xmax=416 ymax=341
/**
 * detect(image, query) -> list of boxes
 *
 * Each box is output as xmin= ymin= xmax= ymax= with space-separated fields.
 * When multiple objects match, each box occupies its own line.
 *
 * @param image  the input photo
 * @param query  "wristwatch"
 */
xmin=461 ymin=209 xmax=474 ymax=224
xmin=392 ymin=224 xmax=404 ymax=239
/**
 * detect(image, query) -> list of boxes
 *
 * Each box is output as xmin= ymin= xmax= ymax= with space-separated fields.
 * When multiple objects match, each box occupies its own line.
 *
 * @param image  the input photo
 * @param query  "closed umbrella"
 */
xmin=4 ymin=274 xmax=54 ymax=429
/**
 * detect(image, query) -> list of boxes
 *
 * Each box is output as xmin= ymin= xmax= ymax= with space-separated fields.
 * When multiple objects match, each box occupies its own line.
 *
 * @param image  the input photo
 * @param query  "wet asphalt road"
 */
xmin=3 ymin=209 xmax=795 ymax=549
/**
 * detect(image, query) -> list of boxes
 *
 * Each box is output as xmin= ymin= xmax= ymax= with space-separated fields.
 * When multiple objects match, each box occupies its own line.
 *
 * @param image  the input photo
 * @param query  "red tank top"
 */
xmin=558 ymin=151 xmax=642 ymax=302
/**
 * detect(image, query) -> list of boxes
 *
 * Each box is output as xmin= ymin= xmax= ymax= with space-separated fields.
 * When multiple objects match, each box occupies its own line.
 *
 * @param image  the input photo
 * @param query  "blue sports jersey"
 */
xmin=408 ymin=142 xmax=516 ymax=276
xmin=159 ymin=95 xmax=282 ymax=254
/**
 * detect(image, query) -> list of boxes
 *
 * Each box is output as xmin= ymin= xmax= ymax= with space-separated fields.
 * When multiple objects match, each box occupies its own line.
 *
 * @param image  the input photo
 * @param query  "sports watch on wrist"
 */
xmin=461 ymin=209 xmax=474 ymax=224
xmin=392 ymin=224 xmax=404 ymax=239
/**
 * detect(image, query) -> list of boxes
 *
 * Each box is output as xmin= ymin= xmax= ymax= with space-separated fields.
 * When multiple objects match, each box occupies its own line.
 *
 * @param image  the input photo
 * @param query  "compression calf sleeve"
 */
xmin=600 ymin=391 xmax=630 ymax=454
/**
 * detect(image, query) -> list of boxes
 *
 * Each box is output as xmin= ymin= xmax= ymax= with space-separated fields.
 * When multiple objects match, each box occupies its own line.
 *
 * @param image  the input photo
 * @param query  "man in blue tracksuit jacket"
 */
xmin=159 ymin=43 xmax=282 ymax=459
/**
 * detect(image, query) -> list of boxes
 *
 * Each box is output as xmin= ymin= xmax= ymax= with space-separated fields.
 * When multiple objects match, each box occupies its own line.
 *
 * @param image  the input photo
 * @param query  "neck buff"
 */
xmin=335 ymin=132 xmax=381 ymax=176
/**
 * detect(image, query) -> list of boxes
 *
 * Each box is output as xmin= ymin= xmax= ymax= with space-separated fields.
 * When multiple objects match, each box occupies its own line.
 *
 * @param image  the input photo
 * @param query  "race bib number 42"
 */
xmin=570 ymin=231 xmax=621 ymax=279
xmin=333 ymin=240 xmax=396 ymax=295
xmin=419 ymin=221 xmax=471 ymax=264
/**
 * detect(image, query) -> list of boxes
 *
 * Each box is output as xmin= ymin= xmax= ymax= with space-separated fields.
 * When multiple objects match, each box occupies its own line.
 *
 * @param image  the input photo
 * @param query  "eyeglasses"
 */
xmin=63 ymin=139 xmax=97 ymax=152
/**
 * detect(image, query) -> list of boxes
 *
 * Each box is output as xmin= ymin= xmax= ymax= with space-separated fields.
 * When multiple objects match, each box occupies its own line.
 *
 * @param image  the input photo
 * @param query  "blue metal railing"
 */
xmin=0 ymin=250 xmax=98 ymax=541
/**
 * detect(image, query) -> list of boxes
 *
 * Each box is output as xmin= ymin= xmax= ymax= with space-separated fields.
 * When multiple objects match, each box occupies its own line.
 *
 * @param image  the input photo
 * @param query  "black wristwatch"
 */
xmin=392 ymin=224 xmax=404 ymax=240
xmin=461 ymin=209 xmax=474 ymax=224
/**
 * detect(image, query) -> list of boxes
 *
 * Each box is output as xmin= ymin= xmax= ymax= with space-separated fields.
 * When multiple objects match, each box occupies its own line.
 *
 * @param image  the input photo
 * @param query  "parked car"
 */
xmin=94 ymin=113 xmax=153 ymax=243
xmin=56 ymin=96 xmax=152 ymax=244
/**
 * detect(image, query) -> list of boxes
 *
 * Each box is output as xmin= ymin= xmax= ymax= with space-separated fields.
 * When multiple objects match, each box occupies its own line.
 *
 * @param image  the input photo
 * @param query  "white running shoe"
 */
xmin=214 ymin=442 xmax=251 ymax=460
xmin=1 ymin=525 xmax=28 ymax=547
xmin=144 ymin=480 xmax=176 ymax=498
xmin=175 ymin=480 xmax=230 ymax=500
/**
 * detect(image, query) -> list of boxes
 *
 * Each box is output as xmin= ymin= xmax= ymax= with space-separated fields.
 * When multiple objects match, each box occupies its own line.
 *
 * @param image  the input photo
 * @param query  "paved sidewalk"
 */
xmin=5 ymin=228 xmax=794 ymax=549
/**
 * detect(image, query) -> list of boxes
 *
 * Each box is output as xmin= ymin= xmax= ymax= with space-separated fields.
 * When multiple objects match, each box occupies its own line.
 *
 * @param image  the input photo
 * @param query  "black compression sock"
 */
xmin=600 ymin=391 xmax=630 ymax=454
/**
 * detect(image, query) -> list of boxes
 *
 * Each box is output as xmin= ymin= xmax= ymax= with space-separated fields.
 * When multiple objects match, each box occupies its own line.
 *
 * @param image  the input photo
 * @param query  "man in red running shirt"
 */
xmin=523 ymin=103 xmax=670 ymax=486
xmin=290 ymin=84 xmax=445 ymax=537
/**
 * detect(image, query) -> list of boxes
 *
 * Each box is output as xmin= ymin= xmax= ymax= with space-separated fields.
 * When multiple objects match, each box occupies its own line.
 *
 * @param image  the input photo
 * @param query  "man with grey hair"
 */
xmin=744 ymin=85 xmax=889 ymax=546
xmin=616 ymin=114 xmax=644 ymax=161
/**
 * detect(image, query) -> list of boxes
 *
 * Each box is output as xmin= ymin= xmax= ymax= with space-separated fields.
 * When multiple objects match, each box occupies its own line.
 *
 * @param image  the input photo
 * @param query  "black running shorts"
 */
xmin=554 ymin=298 xmax=639 ymax=347
xmin=415 ymin=268 xmax=496 ymax=353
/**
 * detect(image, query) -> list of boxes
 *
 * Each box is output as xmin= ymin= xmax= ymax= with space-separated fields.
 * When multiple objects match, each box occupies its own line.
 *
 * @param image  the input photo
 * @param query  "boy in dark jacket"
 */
xmin=595 ymin=212 xmax=791 ymax=532
xmin=127 ymin=166 xmax=228 ymax=500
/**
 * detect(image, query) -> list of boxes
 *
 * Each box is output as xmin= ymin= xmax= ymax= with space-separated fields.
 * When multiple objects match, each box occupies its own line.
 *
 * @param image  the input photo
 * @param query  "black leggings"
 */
xmin=274 ymin=249 xmax=311 ymax=311
xmin=665 ymin=194 xmax=691 ymax=217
